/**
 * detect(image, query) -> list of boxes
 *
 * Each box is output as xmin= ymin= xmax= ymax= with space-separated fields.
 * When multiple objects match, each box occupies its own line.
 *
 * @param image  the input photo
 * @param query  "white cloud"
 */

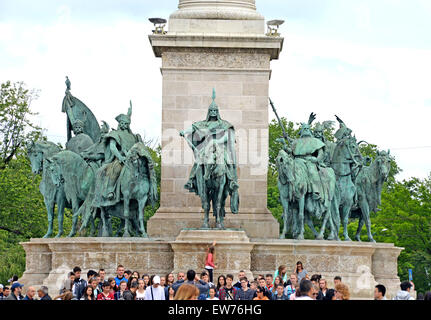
xmin=0 ymin=0 xmax=430 ymax=182
xmin=269 ymin=34 xmax=431 ymax=181
xmin=0 ymin=6 xmax=163 ymax=146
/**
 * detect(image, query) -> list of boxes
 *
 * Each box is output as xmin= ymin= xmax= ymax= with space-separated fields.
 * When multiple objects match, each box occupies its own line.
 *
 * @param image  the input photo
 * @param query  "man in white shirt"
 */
xmin=295 ymin=280 xmax=315 ymax=300
xmin=144 ymin=276 xmax=165 ymax=300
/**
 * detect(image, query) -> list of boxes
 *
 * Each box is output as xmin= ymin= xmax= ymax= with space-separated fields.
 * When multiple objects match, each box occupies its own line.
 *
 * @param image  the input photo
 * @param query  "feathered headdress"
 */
xmin=115 ymin=100 xmax=133 ymax=124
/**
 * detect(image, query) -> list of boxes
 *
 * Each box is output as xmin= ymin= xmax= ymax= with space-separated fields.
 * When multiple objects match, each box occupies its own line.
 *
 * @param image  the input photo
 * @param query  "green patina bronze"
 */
xmin=180 ymin=89 xmax=239 ymax=229
xmin=27 ymin=141 xmax=69 ymax=238
xmin=274 ymin=110 xmax=340 ymax=241
xmin=65 ymin=119 xmax=94 ymax=154
xmin=27 ymin=78 xmax=158 ymax=237
xmin=271 ymin=99 xmax=391 ymax=242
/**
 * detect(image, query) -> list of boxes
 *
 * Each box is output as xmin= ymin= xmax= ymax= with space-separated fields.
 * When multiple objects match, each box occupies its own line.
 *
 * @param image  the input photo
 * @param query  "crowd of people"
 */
xmin=1 ymin=261 xmax=428 ymax=301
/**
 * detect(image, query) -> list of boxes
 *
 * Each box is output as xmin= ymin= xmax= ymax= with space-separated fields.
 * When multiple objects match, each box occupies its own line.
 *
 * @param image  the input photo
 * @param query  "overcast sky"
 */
xmin=1 ymin=0 xmax=430 ymax=181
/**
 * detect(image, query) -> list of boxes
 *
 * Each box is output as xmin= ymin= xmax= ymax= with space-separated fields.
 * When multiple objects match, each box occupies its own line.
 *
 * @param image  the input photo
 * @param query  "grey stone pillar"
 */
xmin=148 ymin=0 xmax=283 ymax=239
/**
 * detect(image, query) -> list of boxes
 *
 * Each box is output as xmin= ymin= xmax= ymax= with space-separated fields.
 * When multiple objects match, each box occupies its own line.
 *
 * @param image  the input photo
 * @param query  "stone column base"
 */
xmin=19 ymin=236 xmax=403 ymax=300
xmin=250 ymin=239 xmax=403 ymax=300
xmin=171 ymin=229 xmax=255 ymax=281
xmin=147 ymin=208 xmax=280 ymax=240
xmin=19 ymin=238 xmax=174 ymax=297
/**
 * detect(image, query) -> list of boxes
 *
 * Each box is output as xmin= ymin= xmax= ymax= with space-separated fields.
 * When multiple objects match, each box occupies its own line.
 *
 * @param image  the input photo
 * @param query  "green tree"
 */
xmin=0 ymin=81 xmax=62 ymax=284
xmin=360 ymin=176 xmax=431 ymax=294
xmin=0 ymin=81 xmax=42 ymax=168
xmin=0 ymin=153 xmax=55 ymax=283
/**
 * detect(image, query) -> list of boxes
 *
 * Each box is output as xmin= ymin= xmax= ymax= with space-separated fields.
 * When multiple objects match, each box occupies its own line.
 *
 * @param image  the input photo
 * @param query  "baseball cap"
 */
xmin=11 ymin=282 xmax=24 ymax=290
xmin=153 ymin=276 xmax=160 ymax=284
xmin=0 ymin=284 xmax=3 ymax=289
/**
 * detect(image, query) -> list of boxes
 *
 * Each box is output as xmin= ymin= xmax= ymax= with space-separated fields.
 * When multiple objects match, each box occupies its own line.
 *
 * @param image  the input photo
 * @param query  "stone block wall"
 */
xmin=159 ymin=48 xmax=272 ymax=214
xmin=20 ymin=237 xmax=403 ymax=300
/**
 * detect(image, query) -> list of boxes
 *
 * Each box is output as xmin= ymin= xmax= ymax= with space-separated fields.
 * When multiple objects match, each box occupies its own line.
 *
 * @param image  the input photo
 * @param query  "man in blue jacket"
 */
xmin=172 ymin=270 xmax=210 ymax=296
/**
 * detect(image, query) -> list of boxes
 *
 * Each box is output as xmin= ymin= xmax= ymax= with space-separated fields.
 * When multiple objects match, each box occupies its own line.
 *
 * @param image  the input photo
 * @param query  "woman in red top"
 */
xmin=205 ymin=240 xmax=217 ymax=283
xmin=97 ymin=281 xmax=115 ymax=300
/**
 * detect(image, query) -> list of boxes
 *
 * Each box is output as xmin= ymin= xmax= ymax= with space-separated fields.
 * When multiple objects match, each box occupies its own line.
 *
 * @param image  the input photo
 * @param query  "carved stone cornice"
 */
xmin=162 ymin=47 xmax=270 ymax=70
xmin=149 ymin=34 xmax=284 ymax=60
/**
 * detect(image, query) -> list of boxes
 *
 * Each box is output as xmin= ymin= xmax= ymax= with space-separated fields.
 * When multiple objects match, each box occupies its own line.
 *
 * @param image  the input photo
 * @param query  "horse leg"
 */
xmin=355 ymin=215 xmax=365 ymax=241
xmin=43 ymin=199 xmax=55 ymax=238
xmin=297 ymin=196 xmax=305 ymax=240
xmin=69 ymin=199 xmax=81 ymax=236
xmin=138 ymin=196 xmax=149 ymax=238
xmin=280 ymin=204 xmax=288 ymax=239
xmin=100 ymin=208 xmax=110 ymax=237
xmin=97 ymin=219 xmax=103 ymax=237
xmin=286 ymin=206 xmax=294 ymax=237
xmin=360 ymin=199 xmax=375 ymax=243
xmin=201 ymin=191 xmax=210 ymax=229
xmin=211 ymin=191 xmax=217 ymax=226
xmin=202 ymin=207 xmax=210 ymax=229
xmin=341 ymin=205 xmax=352 ymax=241
xmin=67 ymin=211 xmax=79 ymax=238
xmin=215 ymin=179 xmax=225 ymax=229
xmin=326 ymin=201 xmax=340 ymax=241
xmin=332 ymin=198 xmax=341 ymax=241
xmin=107 ymin=215 xmax=114 ymax=236
xmin=115 ymin=219 xmax=125 ymax=237
xmin=131 ymin=218 xmax=140 ymax=236
xmin=89 ymin=217 xmax=97 ymax=237
xmin=219 ymin=210 xmax=225 ymax=229
xmin=123 ymin=196 xmax=132 ymax=237
xmin=317 ymin=209 xmax=330 ymax=240
xmin=67 ymin=197 xmax=81 ymax=238
xmin=326 ymin=215 xmax=336 ymax=241
xmin=291 ymin=207 xmax=298 ymax=239
xmin=279 ymin=188 xmax=289 ymax=239
xmin=55 ymin=193 xmax=66 ymax=238
xmin=305 ymin=212 xmax=319 ymax=239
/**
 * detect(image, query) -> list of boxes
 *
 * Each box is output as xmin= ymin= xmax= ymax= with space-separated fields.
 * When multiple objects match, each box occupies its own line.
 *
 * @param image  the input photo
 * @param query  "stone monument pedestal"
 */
xmin=147 ymin=0 xmax=283 ymax=240
xmin=19 ymin=237 xmax=174 ymax=296
xmin=148 ymin=209 xmax=279 ymax=240
xmin=172 ymin=229 xmax=255 ymax=280
xmin=20 ymin=235 xmax=402 ymax=300
xmin=250 ymin=239 xmax=404 ymax=300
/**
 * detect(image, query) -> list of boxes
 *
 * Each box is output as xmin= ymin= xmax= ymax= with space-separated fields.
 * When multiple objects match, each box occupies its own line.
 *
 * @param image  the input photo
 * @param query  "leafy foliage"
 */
xmin=359 ymin=177 xmax=431 ymax=294
xmin=0 ymin=81 xmax=42 ymax=168
xmin=0 ymin=152 xmax=75 ymax=285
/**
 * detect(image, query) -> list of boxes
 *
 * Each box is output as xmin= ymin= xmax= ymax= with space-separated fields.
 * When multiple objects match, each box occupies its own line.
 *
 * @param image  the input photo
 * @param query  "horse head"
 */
xmin=27 ymin=141 xmax=44 ymax=174
xmin=376 ymin=150 xmax=392 ymax=181
xmin=125 ymin=142 xmax=151 ymax=180
xmin=27 ymin=141 xmax=61 ymax=175
xmin=276 ymin=149 xmax=295 ymax=184
xmin=45 ymin=156 xmax=64 ymax=188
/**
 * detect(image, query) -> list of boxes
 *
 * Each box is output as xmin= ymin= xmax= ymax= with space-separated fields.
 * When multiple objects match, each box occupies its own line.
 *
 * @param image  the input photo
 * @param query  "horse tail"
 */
xmin=78 ymin=201 xmax=90 ymax=229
